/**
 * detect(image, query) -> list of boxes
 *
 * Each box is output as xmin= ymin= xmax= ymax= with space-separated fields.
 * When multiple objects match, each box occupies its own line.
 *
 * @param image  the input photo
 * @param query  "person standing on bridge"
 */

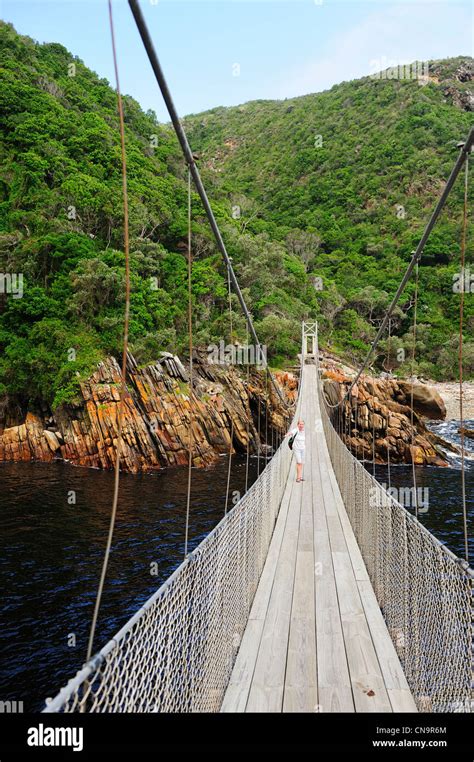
xmin=289 ymin=420 xmax=305 ymax=482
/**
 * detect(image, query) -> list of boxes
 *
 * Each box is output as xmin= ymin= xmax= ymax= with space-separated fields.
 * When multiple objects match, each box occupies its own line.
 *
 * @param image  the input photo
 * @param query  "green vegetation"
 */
xmin=0 ymin=20 xmax=472 ymax=413
xmin=185 ymin=58 xmax=474 ymax=379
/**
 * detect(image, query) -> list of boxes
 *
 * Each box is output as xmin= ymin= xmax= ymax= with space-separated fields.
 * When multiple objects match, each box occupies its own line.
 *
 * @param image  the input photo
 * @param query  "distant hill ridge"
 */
xmin=0 ymin=19 xmax=472 ymax=416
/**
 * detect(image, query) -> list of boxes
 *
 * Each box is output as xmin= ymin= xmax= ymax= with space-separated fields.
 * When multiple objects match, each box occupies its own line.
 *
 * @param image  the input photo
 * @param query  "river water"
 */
xmin=1 ymin=420 xmax=472 ymax=712
xmin=0 ymin=455 xmax=259 ymax=711
xmin=370 ymin=418 xmax=474 ymax=560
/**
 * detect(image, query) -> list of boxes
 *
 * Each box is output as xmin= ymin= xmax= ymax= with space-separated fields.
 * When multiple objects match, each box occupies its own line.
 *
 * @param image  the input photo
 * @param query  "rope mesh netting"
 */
xmin=43 ymin=420 xmax=294 ymax=713
xmin=318 ymin=377 xmax=473 ymax=713
xmin=43 ymin=337 xmax=473 ymax=714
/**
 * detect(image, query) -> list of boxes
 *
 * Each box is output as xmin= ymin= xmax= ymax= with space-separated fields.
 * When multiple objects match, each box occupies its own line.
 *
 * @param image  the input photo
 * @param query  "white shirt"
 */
xmin=291 ymin=428 xmax=305 ymax=450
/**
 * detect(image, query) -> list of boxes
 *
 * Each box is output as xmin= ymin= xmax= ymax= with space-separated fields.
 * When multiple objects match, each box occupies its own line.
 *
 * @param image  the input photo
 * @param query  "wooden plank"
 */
xmin=296 ymin=484 xmax=313 ymax=553
xmin=333 ymin=497 xmax=370 ymax=582
xmin=245 ymin=467 xmax=302 ymax=711
xmin=220 ymin=619 xmax=262 ymax=713
xmin=221 ymin=454 xmax=295 ymax=712
xmin=289 ymin=534 xmax=314 ymax=623
xmin=326 ymin=514 xmax=348 ymax=553
xmin=314 ymin=530 xmax=355 ymax=711
xmin=312 ymin=475 xmax=327 ymax=535
xmin=249 ymin=476 xmax=294 ymax=622
xmin=332 ymin=550 xmax=392 ymax=712
xmin=310 ymin=371 xmax=355 ymax=713
xmin=313 ymin=397 xmax=394 ymax=712
xmin=283 ymin=471 xmax=317 ymax=711
xmin=246 ymin=367 xmax=312 ymax=712
xmin=282 ymin=364 xmax=318 ymax=712
xmin=317 ymin=388 xmax=416 ymax=712
xmin=325 ymin=456 xmax=416 ymax=710
xmin=223 ymin=362 xmax=416 ymax=714
xmin=323 ymin=440 xmax=370 ymax=583
xmin=282 ymin=617 xmax=318 ymax=712
xmin=358 ymin=580 xmax=417 ymax=712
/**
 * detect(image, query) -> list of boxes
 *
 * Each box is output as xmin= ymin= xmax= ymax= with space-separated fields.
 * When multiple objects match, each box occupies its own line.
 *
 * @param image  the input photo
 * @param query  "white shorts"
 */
xmin=293 ymin=448 xmax=305 ymax=464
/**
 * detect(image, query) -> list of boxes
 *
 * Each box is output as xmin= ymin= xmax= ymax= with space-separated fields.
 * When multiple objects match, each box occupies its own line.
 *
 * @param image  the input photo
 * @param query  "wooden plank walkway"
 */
xmin=221 ymin=364 xmax=417 ymax=713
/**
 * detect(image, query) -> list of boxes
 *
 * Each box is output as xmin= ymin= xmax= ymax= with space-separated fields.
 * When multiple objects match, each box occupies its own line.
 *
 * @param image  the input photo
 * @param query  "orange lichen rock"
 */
xmin=0 ymin=353 xmax=293 ymax=472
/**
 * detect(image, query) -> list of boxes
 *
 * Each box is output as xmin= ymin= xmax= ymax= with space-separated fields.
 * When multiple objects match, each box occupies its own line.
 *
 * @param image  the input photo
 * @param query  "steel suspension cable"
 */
xmin=86 ymin=0 xmax=131 ymax=661
xmin=324 ymin=128 xmax=474 ymax=412
xmin=128 ymin=0 xmax=291 ymax=410
xmin=227 ymin=264 xmax=233 ymax=342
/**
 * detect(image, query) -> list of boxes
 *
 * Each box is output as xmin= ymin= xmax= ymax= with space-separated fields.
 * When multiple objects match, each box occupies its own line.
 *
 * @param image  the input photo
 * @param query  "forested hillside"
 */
xmin=0 ymin=19 xmax=473 ymax=412
xmin=184 ymin=57 xmax=474 ymax=381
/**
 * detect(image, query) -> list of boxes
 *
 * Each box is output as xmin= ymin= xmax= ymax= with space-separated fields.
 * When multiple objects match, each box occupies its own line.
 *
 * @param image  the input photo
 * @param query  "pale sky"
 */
xmin=1 ymin=0 xmax=473 ymax=120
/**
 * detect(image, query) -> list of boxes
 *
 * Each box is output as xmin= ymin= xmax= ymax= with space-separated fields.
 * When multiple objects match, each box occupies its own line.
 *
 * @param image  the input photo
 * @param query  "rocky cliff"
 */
xmin=0 ymin=353 xmax=295 ymax=472
xmin=322 ymin=365 xmax=451 ymax=467
xmin=0 ymin=348 xmax=457 ymax=472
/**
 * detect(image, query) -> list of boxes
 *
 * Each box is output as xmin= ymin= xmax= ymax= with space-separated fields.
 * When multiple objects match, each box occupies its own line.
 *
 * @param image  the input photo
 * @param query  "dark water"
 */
xmin=1 ymin=420 xmax=472 ymax=713
xmin=367 ymin=419 xmax=474 ymax=560
xmin=0 ymin=456 xmax=259 ymax=712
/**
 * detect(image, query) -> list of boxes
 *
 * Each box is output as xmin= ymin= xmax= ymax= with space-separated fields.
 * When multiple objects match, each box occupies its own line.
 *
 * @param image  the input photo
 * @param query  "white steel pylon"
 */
xmin=301 ymin=321 xmax=318 ymax=362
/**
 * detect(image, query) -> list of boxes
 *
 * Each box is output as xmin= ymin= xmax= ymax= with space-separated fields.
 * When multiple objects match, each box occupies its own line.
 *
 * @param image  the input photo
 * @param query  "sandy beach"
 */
xmin=430 ymin=381 xmax=474 ymax=421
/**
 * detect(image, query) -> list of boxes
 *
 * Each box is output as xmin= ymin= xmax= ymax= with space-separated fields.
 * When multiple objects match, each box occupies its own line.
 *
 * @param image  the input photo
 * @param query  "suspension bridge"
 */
xmin=221 ymin=329 xmax=417 ymax=713
xmin=42 ymin=0 xmax=473 ymax=714
xmin=43 ymin=326 xmax=473 ymax=715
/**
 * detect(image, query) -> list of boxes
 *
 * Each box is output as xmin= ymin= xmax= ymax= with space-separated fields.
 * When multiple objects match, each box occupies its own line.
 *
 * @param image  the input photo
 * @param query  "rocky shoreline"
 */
xmin=0 ymin=352 xmax=295 ymax=473
xmin=321 ymin=360 xmax=453 ymax=467
xmin=0 ymin=347 xmax=467 ymax=472
xmin=430 ymin=381 xmax=474 ymax=421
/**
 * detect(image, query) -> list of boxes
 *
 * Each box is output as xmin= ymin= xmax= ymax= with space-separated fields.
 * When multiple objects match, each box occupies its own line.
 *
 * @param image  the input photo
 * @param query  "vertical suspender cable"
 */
xmin=86 ymin=0 xmax=131 ymax=661
xmin=245 ymin=323 xmax=250 ymax=493
xmin=184 ymin=168 xmax=193 ymax=556
xmin=344 ymin=394 xmax=348 ymax=453
xmin=410 ymin=263 xmax=419 ymax=519
xmin=265 ymin=367 xmax=269 ymax=459
xmin=224 ymin=265 xmax=234 ymax=515
xmin=387 ymin=317 xmax=392 ymax=491
xmin=354 ymin=390 xmax=359 ymax=463
xmin=372 ymin=388 xmax=376 ymax=477
xmin=257 ymin=394 xmax=261 ymax=477
xmin=459 ymin=158 xmax=470 ymax=564
xmin=224 ymin=420 xmax=233 ymax=515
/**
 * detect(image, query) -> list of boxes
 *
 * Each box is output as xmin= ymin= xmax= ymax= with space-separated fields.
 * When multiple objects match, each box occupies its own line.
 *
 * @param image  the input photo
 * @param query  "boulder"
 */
xmin=44 ymin=430 xmax=61 ymax=452
xmin=397 ymin=381 xmax=446 ymax=420
xmin=323 ymin=379 xmax=341 ymax=407
xmin=322 ymin=366 xmax=450 ymax=467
